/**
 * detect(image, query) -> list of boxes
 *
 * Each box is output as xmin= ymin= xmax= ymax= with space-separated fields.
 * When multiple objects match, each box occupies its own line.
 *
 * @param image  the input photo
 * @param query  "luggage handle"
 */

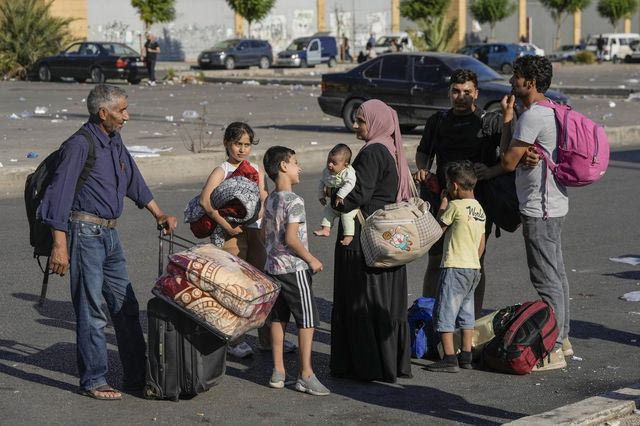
xmin=157 ymin=225 xmax=196 ymax=276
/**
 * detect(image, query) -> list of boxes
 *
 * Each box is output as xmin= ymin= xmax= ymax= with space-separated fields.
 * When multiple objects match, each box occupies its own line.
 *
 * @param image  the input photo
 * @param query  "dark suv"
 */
xmin=198 ymin=39 xmax=273 ymax=70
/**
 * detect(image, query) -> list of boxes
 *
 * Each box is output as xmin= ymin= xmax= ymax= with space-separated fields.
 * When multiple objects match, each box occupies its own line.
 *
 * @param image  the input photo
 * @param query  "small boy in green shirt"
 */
xmin=427 ymin=161 xmax=486 ymax=373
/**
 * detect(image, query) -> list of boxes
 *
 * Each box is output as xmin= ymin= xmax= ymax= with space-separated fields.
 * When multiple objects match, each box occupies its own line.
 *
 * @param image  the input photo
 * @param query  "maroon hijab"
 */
xmin=359 ymin=99 xmax=413 ymax=202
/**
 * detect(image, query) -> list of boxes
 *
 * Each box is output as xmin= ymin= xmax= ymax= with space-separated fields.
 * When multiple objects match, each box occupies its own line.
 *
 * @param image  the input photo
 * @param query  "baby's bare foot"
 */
xmin=314 ymin=227 xmax=331 ymax=237
xmin=340 ymin=235 xmax=354 ymax=246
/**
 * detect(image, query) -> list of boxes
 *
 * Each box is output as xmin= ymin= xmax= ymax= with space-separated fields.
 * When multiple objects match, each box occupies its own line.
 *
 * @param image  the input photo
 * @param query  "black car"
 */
xmin=318 ymin=53 xmax=568 ymax=131
xmin=198 ymin=39 xmax=273 ymax=70
xmin=35 ymin=42 xmax=147 ymax=84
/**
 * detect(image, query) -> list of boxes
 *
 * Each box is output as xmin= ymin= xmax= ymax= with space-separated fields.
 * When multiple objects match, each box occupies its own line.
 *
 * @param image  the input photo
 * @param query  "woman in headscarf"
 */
xmin=330 ymin=99 xmax=413 ymax=382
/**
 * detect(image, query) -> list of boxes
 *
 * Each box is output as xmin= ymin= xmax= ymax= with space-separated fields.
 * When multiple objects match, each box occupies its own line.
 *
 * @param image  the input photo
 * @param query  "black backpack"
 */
xmin=24 ymin=128 xmax=96 ymax=304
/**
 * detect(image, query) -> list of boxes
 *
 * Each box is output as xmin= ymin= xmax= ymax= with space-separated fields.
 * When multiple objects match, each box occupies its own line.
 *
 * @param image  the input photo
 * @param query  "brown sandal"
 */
xmin=79 ymin=385 xmax=122 ymax=400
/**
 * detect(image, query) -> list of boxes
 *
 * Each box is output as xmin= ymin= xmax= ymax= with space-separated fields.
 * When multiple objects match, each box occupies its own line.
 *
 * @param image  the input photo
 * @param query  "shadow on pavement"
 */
xmin=570 ymin=319 xmax=640 ymax=348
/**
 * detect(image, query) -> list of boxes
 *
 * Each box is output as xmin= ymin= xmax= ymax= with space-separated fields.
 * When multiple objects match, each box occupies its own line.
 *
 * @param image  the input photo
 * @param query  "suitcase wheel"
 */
xmin=143 ymin=383 xmax=161 ymax=400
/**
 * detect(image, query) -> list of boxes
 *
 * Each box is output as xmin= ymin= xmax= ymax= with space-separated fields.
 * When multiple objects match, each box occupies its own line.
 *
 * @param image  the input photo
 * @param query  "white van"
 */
xmin=586 ymin=33 xmax=640 ymax=62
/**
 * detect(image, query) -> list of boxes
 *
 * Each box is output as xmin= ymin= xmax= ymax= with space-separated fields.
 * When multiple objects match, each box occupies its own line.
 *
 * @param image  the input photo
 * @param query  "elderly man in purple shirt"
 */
xmin=40 ymin=84 xmax=177 ymax=400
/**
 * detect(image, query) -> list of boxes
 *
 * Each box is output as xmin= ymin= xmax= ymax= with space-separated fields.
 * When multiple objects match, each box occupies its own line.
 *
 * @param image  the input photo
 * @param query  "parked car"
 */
xmin=585 ymin=33 xmax=640 ymax=62
xmin=457 ymin=43 xmax=534 ymax=74
xmin=548 ymin=44 xmax=585 ymax=62
xmin=317 ymin=53 xmax=568 ymax=131
xmin=276 ymin=35 xmax=338 ymax=68
xmin=627 ymin=40 xmax=640 ymax=62
xmin=373 ymin=32 xmax=415 ymax=54
xmin=34 ymin=41 xmax=147 ymax=84
xmin=519 ymin=42 xmax=545 ymax=56
xmin=198 ymin=39 xmax=272 ymax=70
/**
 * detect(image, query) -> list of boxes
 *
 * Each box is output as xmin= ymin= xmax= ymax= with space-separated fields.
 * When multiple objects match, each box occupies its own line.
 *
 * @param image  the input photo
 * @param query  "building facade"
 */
xmin=45 ymin=0 xmax=640 ymax=60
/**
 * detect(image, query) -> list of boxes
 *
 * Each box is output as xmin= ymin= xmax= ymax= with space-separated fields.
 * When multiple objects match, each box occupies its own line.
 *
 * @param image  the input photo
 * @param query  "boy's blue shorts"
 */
xmin=434 ymin=267 xmax=481 ymax=332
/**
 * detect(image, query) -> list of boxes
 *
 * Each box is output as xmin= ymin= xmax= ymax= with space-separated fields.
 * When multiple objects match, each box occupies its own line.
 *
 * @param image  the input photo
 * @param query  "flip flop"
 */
xmin=79 ymin=385 xmax=122 ymax=400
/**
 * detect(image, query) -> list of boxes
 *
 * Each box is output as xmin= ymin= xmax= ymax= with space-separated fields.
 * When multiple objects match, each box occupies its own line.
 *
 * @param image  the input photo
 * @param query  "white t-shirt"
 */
xmin=512 ymin=103 xmax=569 ymax=218
xmin=220 ymin=160 xmax=263 ymax=228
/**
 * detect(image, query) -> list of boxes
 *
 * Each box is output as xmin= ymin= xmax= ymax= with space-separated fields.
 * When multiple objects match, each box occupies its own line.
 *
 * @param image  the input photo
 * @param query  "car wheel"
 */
xmin=91 ymin=67 xmax=105 ymax=83
xmin=224 ymin=57 xmax=235 ymax=70
xmin=399 ymin=124 xmax=417 ymax=133
xmin=128 ymin=78 xmax=141 ymax=85
xmin=342 ymin=98 xmax=364 ymax=131
xmin=328 ymin=57 xmax=337 ymax=68
xmin=300 ymin=59 xmax=308 ymax=68
xmin=38 ymin=64 xmax=51 ymax=82
xmin=74 ymin=77 xmax=86 ymax=83
xmin=500 ymin=63 xmax=513 ymax=74
xmin=259 ymin=56 xmax=270 ymax=69
xmin=625 ymin=55 xmax=632 ymax=63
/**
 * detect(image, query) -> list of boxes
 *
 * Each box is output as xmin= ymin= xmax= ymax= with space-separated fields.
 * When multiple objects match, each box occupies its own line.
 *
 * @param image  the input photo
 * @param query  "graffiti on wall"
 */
xmin=251 ymin=15 xmax=288 ymax=51
xmin=292 ymin=9 xmax=314 ymax=39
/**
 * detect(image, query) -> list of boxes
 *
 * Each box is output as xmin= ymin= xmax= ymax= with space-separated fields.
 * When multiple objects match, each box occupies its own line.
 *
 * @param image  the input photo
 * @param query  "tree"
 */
xmin=0 ymin=0 xmax=73 ymax=79
xmin=469 ymin=0 xmax=517 ymax=41
xmin=400 ymin=0 xmax=458 ymax=52
xmin=540 ymin=0 xmax=592 ymax=50
xmin=131 ymin=0 xmax=176 ymax=32
xmin=597 ymin=0 xmax=638 ymax=31
xmin=226 ymin=0 xmax=276 ymax=37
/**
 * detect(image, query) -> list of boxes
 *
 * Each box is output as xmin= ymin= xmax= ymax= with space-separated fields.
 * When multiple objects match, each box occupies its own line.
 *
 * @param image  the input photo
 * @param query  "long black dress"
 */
xmin=330 ymin=144 xmax=412 ymax=382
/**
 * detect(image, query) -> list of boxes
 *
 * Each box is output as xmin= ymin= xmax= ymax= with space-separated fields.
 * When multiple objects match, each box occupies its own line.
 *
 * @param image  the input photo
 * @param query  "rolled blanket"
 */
xmin=209 ymin=176 xmax=259 ymax=246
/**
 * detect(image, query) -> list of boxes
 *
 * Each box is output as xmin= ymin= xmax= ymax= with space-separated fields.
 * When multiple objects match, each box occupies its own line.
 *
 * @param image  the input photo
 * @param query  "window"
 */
xmin=309 ymin=41 xmax=319 ymax=51
xmin=611 ymin=38 xmax=617 ymax=45
xmin=64 ymin=43 xmax=82 ymax=55
xmin=82 ymin=43 xmax=100 ymax=56
xmin=380 ymin=55 xmax=408 ymax=80
xmin=101 ymin=43 xmax=139 ymax=56
xmin=363 ymin=60 xmax=381 ymax=79
xmin=250 ymin=41 xmax=262 ymax=49
xmin=413 ymin=56 xmax=443 ymax=83
xmin=237 ymin=42 xmax=248 ymax=50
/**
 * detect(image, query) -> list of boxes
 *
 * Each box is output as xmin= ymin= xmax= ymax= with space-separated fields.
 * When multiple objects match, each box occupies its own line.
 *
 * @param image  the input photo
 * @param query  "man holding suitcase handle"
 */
xmin=41 ymin=84 xmax=177 ymax=400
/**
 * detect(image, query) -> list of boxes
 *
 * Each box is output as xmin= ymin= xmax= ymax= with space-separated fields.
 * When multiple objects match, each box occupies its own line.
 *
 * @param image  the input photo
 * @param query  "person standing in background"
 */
xmin=143 ymin=33 xmax=160 ymax=86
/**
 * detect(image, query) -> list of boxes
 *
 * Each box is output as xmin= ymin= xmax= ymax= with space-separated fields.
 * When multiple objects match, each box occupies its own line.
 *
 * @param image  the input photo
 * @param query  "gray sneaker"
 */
xmin=268 ymin=369 xmax=296 ymax=389
xmin=295 ymin=374 xmax=330 ymax=396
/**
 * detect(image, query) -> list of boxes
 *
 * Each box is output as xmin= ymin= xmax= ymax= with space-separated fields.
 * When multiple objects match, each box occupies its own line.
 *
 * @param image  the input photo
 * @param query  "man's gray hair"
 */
xmin=87 ymin=84 xmax=127 ymax=115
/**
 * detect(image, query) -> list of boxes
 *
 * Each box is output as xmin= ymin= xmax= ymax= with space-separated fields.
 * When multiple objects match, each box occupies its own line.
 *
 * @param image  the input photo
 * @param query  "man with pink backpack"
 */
xmin=499 ymin=55 xmax=609 ymax=371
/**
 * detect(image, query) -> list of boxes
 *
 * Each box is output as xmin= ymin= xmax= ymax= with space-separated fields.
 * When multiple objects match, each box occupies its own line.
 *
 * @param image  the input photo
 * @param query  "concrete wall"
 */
xmin=84 ymin=0 xmax=393 ymax=61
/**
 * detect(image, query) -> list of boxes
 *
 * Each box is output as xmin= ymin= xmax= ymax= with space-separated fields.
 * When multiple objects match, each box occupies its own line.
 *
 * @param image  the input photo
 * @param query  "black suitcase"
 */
xmin=144 ymin=296 xmax=227 ymax=401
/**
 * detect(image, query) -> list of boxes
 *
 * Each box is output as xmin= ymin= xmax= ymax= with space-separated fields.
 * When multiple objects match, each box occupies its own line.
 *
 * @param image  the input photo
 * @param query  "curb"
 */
xmin=202 ymin=75 xmax=318 ymax=87
xmin=506 ymin=384 xmax=640 ymax=426
xmin=0 ymin=140 xmax=418 ymax=200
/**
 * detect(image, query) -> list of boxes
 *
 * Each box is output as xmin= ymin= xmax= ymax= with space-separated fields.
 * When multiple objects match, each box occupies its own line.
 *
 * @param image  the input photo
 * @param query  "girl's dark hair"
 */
xmin=329 ymin=143 xmax=352 ymax=164
xmin=224 ymin=122 xmax=259 ymax=144
xmin=445 ymin=160 xmax=477 ymax=191
xmin=512 ymin=55 xmax=553 ymax=93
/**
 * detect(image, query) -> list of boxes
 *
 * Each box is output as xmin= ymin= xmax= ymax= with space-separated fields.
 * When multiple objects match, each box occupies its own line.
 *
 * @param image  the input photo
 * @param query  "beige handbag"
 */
xmin=357 ymin=181 xmax=443 ymax=268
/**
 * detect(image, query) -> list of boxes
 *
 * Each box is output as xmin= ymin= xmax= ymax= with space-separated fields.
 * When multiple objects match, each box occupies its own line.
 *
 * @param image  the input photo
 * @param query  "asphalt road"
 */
xmin=1 ymin=148 xmax=639 ymax=424
xmin=1 ymin=75 xmax=640 ymax=177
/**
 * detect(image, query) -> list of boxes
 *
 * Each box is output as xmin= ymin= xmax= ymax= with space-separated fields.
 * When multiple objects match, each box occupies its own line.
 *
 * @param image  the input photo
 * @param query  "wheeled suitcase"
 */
xmin=144 ymin=296 xmax=227 ymax=401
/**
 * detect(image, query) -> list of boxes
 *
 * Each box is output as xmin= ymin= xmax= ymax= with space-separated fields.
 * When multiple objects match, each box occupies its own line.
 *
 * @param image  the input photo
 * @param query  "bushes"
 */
xmin=574 ymin=50 xmax=597 ymax=64
xmin=0 ymin=0 xmax=73 ymax=79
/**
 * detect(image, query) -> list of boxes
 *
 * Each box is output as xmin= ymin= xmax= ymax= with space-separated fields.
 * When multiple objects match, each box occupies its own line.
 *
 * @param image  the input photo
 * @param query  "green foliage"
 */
xmin=597 ymin=0 xmax=638 ymax=30
xmin=131 ymin=0 xmax=176 ymax=31
xmin=469 ymin=0 xmax=517 ymax=40
xmin=165 ymin=67 xmax=176 ymax=80
xmin=407 ymin=30 xmax=429 ymax=51
xmin=574 ymin=50 xmax=597 ymax=63
xmin=400 ymin=0 xmax=458 ymax=52
xmin=226 ymin=0 xmax=276 ymax=34
xmin=400 ymin=0 xmax=450 ymax=20
xmin=0 ymin=0 xmax=73 ymax=79
xmin=540 ymin=0 xmax=592 ymax=49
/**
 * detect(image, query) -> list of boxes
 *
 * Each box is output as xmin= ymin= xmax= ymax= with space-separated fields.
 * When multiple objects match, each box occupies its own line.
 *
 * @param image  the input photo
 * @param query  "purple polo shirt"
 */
xmin=39 ymin=122 xmax=153 ymax=232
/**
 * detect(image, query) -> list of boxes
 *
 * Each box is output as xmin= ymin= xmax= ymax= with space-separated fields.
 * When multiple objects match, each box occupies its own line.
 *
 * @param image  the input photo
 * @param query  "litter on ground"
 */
xmin=610 ymin=256 xmax=640 ymax=266
xmin=126 ymin=145 xmax=173 ymax=158
xmin=620 ymin=291 xmax=640 ymax=302
xmin=34 ymin=106 xmax=48 ymax=115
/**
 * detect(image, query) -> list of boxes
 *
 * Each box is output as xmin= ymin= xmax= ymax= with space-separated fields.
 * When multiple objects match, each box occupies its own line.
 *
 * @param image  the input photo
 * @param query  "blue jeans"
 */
xmin=68 ymin=220 xmax=146 ymax=391
xmin=521 ymin=215 xmax=570 ymax=346
xmin=434 ymin=267 xmax=481 ymax=332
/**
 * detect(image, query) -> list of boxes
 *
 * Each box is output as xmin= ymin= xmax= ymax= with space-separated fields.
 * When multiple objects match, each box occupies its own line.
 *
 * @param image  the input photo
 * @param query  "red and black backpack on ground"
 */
xmin=482 ymin=300 xmax=559 ymax=375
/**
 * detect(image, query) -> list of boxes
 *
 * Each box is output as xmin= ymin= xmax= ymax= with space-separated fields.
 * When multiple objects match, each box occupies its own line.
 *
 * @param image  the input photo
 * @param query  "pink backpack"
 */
xmin=535 ymin=101 xmax=609 ymax=187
